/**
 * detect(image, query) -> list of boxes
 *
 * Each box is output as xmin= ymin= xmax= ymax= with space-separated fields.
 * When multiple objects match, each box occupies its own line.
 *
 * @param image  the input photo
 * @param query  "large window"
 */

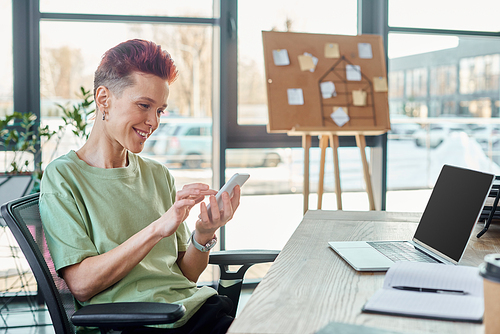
xmin=9 ymin=0 xmax=500 ymax=290
xmin=39 ymin=21 xmax=214 ymax=179
xmin=387 ymin=6 xmax=500 ymax=194
xmin=223 ymin=0 xmax=360 ymax=251
xmin=37 ymin=4 xmax=217 ymax=283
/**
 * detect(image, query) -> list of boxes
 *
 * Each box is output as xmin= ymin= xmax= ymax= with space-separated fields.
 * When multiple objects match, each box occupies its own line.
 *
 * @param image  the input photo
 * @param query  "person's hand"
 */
xmin=156 ymin=183 xmax=216 ymax=238
xmin=194 ymin=185 xmax=241 ymax=243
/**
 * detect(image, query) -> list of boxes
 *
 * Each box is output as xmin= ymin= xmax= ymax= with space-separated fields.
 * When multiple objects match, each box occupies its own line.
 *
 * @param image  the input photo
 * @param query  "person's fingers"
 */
xmin=208 ymin=195 xmax=221 ymax=222
xmin=176 ymin=184 xmax=216 ymax=201
xmin=230 ymin=185 xmax=241 ymax=212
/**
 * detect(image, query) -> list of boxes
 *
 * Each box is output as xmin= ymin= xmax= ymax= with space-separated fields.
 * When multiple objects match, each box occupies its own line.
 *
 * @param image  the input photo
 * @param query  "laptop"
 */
xmin=328 ymin=164 xmax=494 ymax=271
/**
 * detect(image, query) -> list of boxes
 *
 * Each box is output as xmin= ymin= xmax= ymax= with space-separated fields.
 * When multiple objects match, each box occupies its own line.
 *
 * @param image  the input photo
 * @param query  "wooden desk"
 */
xmin=228 ymin=210 xmax=500 ymax=334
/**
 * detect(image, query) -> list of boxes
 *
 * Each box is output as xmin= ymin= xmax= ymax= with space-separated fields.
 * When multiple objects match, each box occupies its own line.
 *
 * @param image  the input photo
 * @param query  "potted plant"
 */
xmin=0 ymin=87 xmax=94 ymax=194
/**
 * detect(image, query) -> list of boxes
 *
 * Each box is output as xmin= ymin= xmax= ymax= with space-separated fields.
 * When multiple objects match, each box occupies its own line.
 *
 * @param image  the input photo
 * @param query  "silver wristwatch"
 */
xmin=190 ymin=231 xmax=217 ymax=252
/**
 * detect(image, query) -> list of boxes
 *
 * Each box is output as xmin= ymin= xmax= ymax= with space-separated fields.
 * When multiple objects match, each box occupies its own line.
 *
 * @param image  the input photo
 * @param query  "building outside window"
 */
xmin=387 ymin=1 xmax=500 ymax=190
xmin=388 ymin=70 xmax=404 ymax=100
xmin=430 ymin=65 xmax=457 ymax=96
xmin=405 ymin=68 xmax=427 ymax=98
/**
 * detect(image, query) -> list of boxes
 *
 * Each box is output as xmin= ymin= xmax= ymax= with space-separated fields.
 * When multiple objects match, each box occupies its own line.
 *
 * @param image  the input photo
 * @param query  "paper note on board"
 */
xmin=303 ymin=52 xmax=318 ymax=72
xmin=346 ymin=65 xmax=362 ymax=81
xmin=373 ymin=76 xmax=388 ymax=92
xmin=331 ymin=107 xmax=349 ymax=127
xmin=352 ymin=90 xmax=367 ymax=106
xmin=287 ymin=88 xmax=304 ymax=105
xmin=320 ymin=81 xmax=336 ymax=99
xmin=358 ymin=43 xmax=373 ymax=59
xmin=297 ymin=55 xmax=315 ymax=71
xmin=272 ymin=49 xmax=290 ymax=66
xmin=325 ymin=43 xmax=340 ymax=58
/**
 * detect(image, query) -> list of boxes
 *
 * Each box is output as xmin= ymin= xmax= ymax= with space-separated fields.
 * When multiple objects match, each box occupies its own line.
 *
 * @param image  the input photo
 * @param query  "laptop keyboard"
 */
xmin=367 ymin=241 xmax=440 ymax=263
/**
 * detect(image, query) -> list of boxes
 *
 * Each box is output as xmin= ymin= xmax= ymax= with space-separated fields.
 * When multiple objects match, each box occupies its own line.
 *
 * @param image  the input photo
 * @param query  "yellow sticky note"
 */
xmin=373 ymin=77 xmax=388 ymax=92
xmin=352 ymin=90 xmax=367 ymax=106
xmin=297 ymin=55 xmax=315 ymax=71
xmin=325 ymin=43 xmax=340 ymax=58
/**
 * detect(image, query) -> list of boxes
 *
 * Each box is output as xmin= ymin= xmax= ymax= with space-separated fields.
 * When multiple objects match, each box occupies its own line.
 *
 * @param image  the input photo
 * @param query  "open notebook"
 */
xmin=362 ymin=261 xmax=483 ymax=322
xmin=329 ymin=165 xmax=494 ymax=271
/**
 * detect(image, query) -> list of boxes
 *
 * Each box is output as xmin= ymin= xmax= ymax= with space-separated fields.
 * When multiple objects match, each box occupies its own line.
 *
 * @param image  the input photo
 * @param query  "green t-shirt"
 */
xmin=39 ymin=150 xmax=216 ymax=331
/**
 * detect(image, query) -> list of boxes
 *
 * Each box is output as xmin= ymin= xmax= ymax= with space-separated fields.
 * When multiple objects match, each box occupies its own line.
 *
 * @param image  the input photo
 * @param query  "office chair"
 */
xmin=1 ymin=193 xmax=279 ymax=333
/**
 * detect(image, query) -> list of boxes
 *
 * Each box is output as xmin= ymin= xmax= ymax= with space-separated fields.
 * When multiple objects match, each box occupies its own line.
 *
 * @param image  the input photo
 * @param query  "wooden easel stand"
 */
xmin=289 ymin=129 xmax=381 ymax=214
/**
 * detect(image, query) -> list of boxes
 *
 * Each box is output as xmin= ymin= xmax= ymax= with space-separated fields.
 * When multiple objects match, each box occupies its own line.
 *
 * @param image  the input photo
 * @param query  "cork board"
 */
xmin=263 ymin=31 xmax=390 ymax=133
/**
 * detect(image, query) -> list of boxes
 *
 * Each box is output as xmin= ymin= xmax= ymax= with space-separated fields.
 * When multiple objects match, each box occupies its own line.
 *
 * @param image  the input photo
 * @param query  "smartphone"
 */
xmin=206 ymin=173 xmax=250 ymax=213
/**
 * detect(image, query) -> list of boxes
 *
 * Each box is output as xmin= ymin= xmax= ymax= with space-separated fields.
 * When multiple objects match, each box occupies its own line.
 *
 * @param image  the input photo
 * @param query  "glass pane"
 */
xmin=228 ymin=0 xmax=361 ymax=261
xmin=237 ymin=0 xmax=358 ymax=125
xmin=0 ymin=2 xmax=32 ymax=300
xmin=40 ymin=0 xmax=214 ymax=18
xmin=40 ymin=21 xmax=213 ymax=165
xmin=388 ymin=33 xmax=500 ymax=200
xmin=40 ymin=20 xmax=215 ymax=281
xmin=40 ymin=22 xmax=214 ymax=282
xmin=40 ymin=20 xmax=213 ymax=165
xmin=0 ymin=0 xmax=13 ymax=120
xmin=389 ymin=0 xmax=500 ymax=32
xmin=224 ymin=145 xmax=370 ymax=250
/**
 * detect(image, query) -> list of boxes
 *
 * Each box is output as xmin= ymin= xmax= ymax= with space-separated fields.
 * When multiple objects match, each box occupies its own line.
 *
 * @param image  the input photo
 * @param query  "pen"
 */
xmin=392 ymin=286 xmax=468 ymax=295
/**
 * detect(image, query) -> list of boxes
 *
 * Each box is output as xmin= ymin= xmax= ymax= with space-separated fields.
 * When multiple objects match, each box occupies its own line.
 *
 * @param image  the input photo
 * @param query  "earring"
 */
xmin=102 ymin=110 xmax=106 ymax=121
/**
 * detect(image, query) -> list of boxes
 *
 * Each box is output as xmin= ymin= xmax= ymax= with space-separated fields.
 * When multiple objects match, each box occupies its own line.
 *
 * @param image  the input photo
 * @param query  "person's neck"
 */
xmin=76 ymin=134 xmax=129 ymax=169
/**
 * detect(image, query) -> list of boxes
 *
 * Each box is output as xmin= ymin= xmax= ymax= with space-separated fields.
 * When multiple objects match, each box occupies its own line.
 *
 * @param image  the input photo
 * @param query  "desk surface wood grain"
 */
xmin=228 ymin=210 xmax=500 ymax=334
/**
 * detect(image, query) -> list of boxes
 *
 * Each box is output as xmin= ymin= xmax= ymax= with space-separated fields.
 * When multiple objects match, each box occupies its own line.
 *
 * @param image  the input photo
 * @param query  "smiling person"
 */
xmin=39 ymin=39 xmax=240 ymax=334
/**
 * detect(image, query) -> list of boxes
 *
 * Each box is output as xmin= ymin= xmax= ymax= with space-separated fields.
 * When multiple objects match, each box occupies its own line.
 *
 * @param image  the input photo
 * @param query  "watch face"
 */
xmin=205 ymin=238 xmax=217 ymax=250
xmin=191 ymin=232 xmax=217 ymax=252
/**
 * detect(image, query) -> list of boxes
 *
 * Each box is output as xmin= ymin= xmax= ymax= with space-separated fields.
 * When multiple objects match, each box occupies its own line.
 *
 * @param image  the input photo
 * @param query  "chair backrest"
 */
xmin=1 ymin=193 xmax=75 ymax=334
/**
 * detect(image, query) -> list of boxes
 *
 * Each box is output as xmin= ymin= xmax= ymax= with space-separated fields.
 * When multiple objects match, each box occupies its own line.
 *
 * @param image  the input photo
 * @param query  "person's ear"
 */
xmin=95 ymin=86 xmax=110 ymax=111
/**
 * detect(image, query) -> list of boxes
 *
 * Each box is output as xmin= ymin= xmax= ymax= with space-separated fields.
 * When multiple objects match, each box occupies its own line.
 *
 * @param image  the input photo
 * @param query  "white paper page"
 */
xmin=331 ymin=107 xmax=349 ymax=127
xmin=364 ymin=288 xmax=483 ymax=321
xmin=346 ymin=65 xmax=362 ymax=81
xmin=287 ymin=88 xmax=304 ymax=105
xmin=383 ymin=262 xmax=482 ymax=296
xmin=303 ymin=52 xmax=318 ymax=72
xmin=358 ymin=43 xmax=373 ymax=59
xmin=272 ymin=49 xmax=290 ymax=66
xmin=320 ymin=81 xmax=336 ymax=99
xmin=364 ymin=262 xmax=484 ymax=321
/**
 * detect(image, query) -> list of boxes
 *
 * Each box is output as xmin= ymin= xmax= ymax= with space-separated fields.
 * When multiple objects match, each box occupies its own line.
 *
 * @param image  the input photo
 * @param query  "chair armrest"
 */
xmin=207 ymin=250 xmax=279 ymax=318
xmin=209 ymin=249 xmax=279 ymax=266
xmin=71 ymin=302 xmax=185 ymax=328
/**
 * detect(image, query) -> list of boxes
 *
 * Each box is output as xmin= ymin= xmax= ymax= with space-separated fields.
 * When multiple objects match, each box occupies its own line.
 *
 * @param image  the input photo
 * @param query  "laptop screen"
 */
xmin=413 ymin=165 xmax=494 ymax=262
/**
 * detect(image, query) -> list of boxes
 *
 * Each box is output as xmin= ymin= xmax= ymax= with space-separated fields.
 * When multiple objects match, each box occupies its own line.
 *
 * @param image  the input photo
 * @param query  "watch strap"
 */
xmin=190 ymin=231 xmax=217 ymax=252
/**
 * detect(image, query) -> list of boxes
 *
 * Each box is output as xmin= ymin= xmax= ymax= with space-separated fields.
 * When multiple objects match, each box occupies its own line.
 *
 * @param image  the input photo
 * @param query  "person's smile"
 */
xmin=134 ymin=127 xmax=151 ymax=140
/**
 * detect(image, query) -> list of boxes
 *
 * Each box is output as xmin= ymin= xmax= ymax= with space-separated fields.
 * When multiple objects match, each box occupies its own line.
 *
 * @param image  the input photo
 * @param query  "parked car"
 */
xmin=469 ymin=124 xmax=500 ymax=149
xmin=388 ymin=123 xmax=422 ymax=140
xmin=144 ymin=119 xmax=284 ymax=169
xmin=388 ymin=115 xmax=422 ymax=140
xmin=414 ymin=123 xmax=471 ymax=148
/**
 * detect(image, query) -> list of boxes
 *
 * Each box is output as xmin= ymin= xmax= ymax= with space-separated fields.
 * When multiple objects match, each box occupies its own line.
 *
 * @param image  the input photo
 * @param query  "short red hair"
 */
xmin=94 ymin=39 xmax=178 ymax=99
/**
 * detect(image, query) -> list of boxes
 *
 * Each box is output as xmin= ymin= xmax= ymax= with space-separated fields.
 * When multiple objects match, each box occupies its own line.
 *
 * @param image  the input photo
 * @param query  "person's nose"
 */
xmin=146 ymin=112 xmax=159 ymax=131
